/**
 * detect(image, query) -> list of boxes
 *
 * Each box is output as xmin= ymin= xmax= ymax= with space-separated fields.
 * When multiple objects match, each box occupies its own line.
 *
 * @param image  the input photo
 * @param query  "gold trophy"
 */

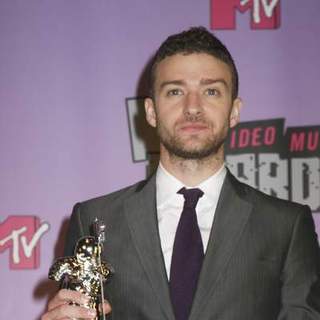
xmin=48 ymin=218 xmax=112 ymax=320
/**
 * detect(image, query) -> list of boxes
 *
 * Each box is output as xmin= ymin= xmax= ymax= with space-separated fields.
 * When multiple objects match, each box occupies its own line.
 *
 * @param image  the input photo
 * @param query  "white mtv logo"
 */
xmin=240 ymin=0 xmax=280 ymax=23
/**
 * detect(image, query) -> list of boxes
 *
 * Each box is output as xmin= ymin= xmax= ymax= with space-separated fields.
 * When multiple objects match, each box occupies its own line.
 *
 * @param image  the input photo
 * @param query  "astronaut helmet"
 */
xmin=75 ymin=236 xmax=100 ymax=263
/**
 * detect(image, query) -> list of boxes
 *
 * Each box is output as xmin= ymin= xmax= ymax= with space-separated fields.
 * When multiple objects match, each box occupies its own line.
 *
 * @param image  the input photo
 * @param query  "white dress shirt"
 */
xmin=156 ymin=162 xmax=227 ymax=279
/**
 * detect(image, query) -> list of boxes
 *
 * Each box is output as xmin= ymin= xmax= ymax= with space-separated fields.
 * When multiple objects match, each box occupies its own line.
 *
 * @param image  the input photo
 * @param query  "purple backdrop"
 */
xmin=0 ymin=1 xmax=319 ymax=319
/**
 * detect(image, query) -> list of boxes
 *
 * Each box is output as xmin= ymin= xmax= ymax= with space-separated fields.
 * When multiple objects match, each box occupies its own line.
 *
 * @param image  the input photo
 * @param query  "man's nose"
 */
xmin=184 ymin=92 xmax=202 ymax=115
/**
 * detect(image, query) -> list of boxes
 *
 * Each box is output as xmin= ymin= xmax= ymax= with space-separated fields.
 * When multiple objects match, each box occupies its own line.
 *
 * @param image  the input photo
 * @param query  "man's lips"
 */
xmin=179 ymin=123 xmax=209 ymax=133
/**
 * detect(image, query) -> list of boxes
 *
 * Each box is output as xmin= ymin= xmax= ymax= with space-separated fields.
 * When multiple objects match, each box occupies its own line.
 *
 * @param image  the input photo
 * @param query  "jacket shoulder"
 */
xmin=66 ymin=178 xmax=151 ymax=244
xmin=228 ymin=171 xmax=310 ymax=215
xmin=79 ymin=178 xmax=149 ymax=210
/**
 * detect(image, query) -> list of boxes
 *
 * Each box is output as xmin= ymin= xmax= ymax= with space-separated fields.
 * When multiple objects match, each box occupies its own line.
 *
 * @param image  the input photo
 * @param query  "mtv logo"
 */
xmin=126 ymin=98 xmax=159 ymax=162
xmin=0 ymin=216 xmax=49 ymax=269
xmin=211 ymin=0 xmax=281 ymax=30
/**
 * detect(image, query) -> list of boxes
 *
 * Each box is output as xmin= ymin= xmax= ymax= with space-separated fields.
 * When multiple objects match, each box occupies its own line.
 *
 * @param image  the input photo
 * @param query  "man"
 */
xmin=42 ymin=27 xmax=320 ymax=320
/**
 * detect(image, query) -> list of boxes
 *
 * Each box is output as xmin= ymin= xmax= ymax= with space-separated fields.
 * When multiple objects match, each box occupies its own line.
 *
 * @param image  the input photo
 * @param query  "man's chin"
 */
xmin=159 ymin=133 xmax=225 ymax=160
xmin=166 ymin=145 xmax=221 ymax=160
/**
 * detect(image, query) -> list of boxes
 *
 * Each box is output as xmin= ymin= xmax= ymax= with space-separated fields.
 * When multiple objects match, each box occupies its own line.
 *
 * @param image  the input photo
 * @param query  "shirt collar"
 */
xmin=156 ymin=162 xmax=227 ymax=207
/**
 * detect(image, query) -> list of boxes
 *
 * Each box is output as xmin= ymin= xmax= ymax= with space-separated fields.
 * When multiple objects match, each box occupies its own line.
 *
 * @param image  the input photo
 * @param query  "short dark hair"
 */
xmin=149 ymin=26 xmax=239 ymax=100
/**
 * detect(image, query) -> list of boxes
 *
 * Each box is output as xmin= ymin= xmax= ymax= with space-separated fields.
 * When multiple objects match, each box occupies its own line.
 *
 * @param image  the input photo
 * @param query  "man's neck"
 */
xmin=159 ymin=146 xmax=225 ymax=187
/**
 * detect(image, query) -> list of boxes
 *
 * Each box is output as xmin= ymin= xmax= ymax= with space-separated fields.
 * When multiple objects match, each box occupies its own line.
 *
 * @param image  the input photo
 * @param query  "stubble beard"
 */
xmin=157 ymin=118 xmax=228 ymax=161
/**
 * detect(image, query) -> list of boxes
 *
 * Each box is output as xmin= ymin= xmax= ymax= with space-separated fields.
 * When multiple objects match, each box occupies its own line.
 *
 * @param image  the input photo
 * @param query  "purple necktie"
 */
xmin=170 ymin=187 xmax=204 ymax=320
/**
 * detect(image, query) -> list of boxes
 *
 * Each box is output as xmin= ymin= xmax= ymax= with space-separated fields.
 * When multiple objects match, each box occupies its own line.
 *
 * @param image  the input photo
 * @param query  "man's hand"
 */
xmin=41 ymin=289 xmax=112 ymax=320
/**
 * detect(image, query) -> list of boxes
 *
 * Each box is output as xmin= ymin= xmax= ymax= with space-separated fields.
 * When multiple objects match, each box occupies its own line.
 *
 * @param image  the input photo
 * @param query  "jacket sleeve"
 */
xmin=278 ymin=206 xmax=320 ymax=319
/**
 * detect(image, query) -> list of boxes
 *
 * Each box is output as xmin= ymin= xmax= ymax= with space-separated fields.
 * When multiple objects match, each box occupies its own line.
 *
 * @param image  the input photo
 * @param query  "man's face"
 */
xmin=145 ymin=53 xmax=242 ymax=160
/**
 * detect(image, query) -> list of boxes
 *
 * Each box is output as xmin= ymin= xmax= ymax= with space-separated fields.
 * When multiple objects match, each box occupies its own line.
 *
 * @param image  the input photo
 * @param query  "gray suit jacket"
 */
xmin=64 ymin=171 xmax=320 ymax=319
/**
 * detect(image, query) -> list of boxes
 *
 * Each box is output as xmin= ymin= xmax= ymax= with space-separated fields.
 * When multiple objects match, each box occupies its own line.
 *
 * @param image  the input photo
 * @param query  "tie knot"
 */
xmin=177 ymin=187 xmax=204 ymax=209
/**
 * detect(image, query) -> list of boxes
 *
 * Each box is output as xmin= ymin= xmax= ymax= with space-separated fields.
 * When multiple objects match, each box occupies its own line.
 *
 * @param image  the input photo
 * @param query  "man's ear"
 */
xmin=144 ymin=97 xmax=157 ymax=128
xmin=229 ymin=97 xmax=242 ymax=128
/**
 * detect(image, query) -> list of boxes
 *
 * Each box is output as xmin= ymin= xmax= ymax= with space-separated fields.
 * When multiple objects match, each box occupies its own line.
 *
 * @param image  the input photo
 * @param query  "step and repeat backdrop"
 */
xmin=1 ymin=1 xmax=319 ymax=319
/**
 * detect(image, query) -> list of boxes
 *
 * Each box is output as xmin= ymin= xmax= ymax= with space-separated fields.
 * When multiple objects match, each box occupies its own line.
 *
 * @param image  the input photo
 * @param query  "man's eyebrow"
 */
xmin=159 ymin=80 xmax=185 ymax=90
xmin=159 ymin=78 xmax=229 ymax=90
xmin=200 ymin=78 xmax=229 ymax=88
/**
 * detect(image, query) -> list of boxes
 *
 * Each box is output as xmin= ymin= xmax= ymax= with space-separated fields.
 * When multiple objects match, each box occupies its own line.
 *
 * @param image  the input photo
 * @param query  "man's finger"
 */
xmin=98 ymin=300 xmax=112 ymax=314
xmin=43 ymin=303 xmax=96 ymax=320
xmin=48 ymin=289 xmax=89 ymax=310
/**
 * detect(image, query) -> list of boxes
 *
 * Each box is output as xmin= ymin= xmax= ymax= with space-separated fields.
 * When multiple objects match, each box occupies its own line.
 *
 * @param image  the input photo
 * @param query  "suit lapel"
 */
xmin=123 ymin=174 xmax=175 ymax=320
xmin=189 ymin=171 xmax=253 ymax=320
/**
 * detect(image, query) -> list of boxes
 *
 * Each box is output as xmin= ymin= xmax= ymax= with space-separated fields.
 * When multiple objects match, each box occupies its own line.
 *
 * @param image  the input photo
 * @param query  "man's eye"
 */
xmin=167 ymin=89 xmax=183 ymax=96
xmin=206 ymin=88 xmax=219 ymax=96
